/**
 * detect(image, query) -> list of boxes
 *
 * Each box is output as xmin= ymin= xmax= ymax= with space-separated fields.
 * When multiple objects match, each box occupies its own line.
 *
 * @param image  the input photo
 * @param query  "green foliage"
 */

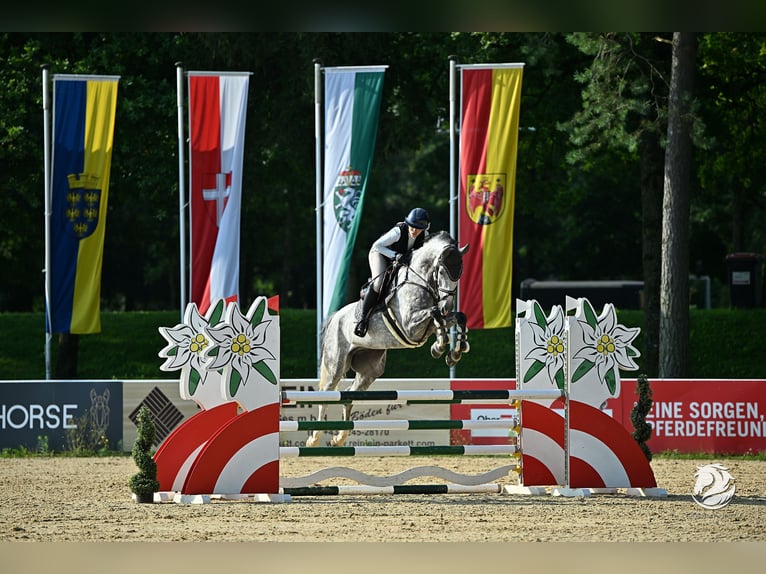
xmin=3 ymin=32 xmax=763 ymax=315
xmin=630 ymin=373 xmax=653 ymax=461
xmin=129 ymin=405 xmax=159 ymax=496
xmin=66 ymin=413 xmax=111 ymax=455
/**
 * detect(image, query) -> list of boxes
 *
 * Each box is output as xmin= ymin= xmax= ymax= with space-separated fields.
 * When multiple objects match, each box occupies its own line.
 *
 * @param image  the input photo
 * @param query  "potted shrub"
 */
xmin=129 ymin=406 xmax=160 ymax=503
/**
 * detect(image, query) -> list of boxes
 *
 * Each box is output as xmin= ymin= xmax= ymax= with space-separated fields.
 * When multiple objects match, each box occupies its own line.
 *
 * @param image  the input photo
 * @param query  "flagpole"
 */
xmin=176 ymin=62 xmax=187 ymax=321
xmin=314 ymin=58 xmax=323 ymax=377
xmin=42 ymin=64 xmax=52 ymax=380
xmin=449 ymin=56 xmax=458 ymax=379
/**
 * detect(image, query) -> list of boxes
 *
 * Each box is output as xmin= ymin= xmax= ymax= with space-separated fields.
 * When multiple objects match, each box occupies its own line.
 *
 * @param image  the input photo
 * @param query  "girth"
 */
xmin=381 ymin=306 xmax=424 ymax=348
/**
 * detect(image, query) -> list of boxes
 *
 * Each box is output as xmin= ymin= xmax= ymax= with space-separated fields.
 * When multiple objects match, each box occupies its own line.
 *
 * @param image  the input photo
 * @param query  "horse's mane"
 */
xmin=412 ymin=231 xmax=455 ymax=261
xmin=424 ymin=230 xmax=455 ymax=245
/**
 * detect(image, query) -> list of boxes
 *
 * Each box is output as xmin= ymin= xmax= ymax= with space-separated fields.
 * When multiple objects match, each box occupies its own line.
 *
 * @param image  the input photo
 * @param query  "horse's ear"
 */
xmin=459 ymin=243 xmax=470 ymax=255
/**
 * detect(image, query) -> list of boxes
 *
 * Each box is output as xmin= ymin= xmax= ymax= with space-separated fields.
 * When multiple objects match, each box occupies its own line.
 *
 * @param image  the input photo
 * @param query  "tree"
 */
xmin=695 ymin=33 xmax=766 ymax=262
xmin=563 ymin=33 xmax=671 ymax=377
xmin=659 ymin=33 xmax=696 ymax=378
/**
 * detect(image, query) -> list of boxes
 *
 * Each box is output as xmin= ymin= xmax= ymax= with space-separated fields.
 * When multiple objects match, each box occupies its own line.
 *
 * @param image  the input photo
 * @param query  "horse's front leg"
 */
xmin=445 ymin=311 xmax=469 ymax=367
xmin=428 ymin=308 xmax=450 ymax=359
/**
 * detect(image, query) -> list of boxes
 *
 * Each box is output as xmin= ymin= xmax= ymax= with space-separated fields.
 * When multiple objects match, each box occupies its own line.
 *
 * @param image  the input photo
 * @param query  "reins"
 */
xmin=390 ymin=245 xmax=460 ymax=305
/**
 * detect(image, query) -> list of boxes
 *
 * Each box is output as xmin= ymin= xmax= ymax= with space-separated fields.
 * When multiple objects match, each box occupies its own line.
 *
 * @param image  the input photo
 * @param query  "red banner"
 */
xmin=608 ymin=379 xmax=766 ymax=455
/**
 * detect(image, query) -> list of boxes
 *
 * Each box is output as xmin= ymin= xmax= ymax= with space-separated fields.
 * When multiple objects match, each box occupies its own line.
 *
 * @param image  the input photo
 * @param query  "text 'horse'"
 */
xmin=308 ymin=231 xmax=470 ymax=447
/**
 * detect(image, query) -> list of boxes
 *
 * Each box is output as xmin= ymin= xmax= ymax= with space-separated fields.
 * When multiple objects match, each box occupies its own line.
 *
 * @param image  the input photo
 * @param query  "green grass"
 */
xmin=2 ymin=308 xmax=766 ymax=380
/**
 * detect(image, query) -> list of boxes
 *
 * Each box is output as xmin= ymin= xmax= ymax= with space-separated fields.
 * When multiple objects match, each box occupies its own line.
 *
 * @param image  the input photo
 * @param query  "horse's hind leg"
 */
xmin=330 ymin=402 xmax=354 ymax=447
xmin=306 ymin=361 xmax=344 ymax=447
xmin=331 ymin=350 xmax=386 ymax=447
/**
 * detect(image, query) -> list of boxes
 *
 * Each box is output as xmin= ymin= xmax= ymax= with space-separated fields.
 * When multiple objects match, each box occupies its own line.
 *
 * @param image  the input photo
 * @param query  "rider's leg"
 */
xmin=355 ymin=251 xmax=388 ymax=337
xmin=354 ymin=285 xmax=378 ymax=337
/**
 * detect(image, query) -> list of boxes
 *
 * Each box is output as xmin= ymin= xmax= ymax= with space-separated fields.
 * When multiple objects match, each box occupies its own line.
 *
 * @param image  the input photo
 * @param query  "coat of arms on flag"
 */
xmin=466 ymin=172 xmax=506 ymax=226
xmin=65 ymin=173 xmax=102 ymax=238
xmin=333 ymin=167 xmax=362 ymax=232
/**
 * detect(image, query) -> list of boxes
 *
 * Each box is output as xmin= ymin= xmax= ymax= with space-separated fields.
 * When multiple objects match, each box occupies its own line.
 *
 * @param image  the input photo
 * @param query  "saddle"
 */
xmin=355 ymin=261 xmax=401 ymax=321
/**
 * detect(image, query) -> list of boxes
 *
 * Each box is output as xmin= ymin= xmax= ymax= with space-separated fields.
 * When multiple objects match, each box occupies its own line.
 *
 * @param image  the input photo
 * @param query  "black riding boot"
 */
xmin=354 ymin=287 xmax=378 ymax=337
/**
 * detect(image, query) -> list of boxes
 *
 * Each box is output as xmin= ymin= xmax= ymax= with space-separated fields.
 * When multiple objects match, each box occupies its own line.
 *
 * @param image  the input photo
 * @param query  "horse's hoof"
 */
xmin=446 ymin=351 xmax=461 ymax=367
xmin=460 ymin=341 xmax=470 ymax=353
xmin=306 ymin=436 xmax=319 ymax=447
xmin=430 ymin=344 xmax=445 ymax=359
xmin=330 ymin=434 xmax=347 ymax=447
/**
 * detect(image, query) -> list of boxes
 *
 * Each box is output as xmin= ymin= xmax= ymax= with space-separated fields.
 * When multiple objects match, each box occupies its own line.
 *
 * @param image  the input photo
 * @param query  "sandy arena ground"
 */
xmin=0 ymin=455 xmax=764 ymax=543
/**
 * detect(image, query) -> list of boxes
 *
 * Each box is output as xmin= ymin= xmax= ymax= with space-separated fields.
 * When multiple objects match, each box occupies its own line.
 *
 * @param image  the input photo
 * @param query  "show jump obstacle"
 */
xmin=152 ymin=296 xmax=664 ymax=503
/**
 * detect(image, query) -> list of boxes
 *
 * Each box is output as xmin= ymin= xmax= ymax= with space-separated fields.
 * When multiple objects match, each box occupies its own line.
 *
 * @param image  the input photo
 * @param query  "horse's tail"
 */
xmin=318 ymin=310 xmax=335 ymax=360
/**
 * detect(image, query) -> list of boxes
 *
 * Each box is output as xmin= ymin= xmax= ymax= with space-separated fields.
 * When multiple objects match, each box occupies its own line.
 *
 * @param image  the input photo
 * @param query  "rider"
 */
xmin=354 ymin=207 xmax=431 ymax=337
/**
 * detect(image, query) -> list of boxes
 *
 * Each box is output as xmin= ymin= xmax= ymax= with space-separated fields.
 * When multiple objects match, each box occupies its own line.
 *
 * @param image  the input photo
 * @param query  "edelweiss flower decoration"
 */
xmin=522 ymin=302 xmax=567 ymax=389
xmin=205 ymin=299 xmax=278 ymax=397
xmin=571 ymin=299 xmax=640 ymax=395
xmin=158 ymin=300 xmax=226 ymax=396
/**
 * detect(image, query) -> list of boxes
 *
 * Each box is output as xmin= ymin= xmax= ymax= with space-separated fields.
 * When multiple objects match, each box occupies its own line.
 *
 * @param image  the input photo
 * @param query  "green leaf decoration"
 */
xmin=554 ymin=367 xmax=565 ymax=391
xmin=167 ymin=346 xmax=178 ymax=356
xmin=583 ymin=301 xmax=598 ymax=328
xmin=251 ymin=299 xmax=266 ymax=326
xmin=189 ymin=367 xmax=201 ymax=395
xmin=229 ymin=369 xmax=242 ymax=397
xmin=605 ymin=369 xmax=616 ymax=395
xmin=207 ymin=347 xmax=219 ymax=358
xmin=532 ymin=302 xmax=547 ymax=329
xmin=572 ymin=359 xmax=595 ymax=383
xmin=523 ymin=360 xmax=546 ymax=383
xmin=627 ymin=347 xmax=637 ymax=357
xmin=209 ymin=299 xmax=225 ymax=325
xmin=255 ymin=361 xmax=278 ymax=385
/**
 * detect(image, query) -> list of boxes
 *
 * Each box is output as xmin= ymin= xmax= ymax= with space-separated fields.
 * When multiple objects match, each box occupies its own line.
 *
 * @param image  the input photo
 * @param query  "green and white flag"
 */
xmin=322 ymin=66 xmax=386 ymax=321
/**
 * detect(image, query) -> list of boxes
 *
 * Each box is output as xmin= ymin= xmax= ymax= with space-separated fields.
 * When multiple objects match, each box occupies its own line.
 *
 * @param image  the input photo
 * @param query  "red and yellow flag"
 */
xmin=458 ymin=65 xmax=523 ymax=329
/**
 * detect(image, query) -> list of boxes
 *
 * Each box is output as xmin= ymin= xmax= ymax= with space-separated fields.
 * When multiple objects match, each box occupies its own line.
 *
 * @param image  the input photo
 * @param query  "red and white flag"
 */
xmin=188 ymin=72 xmax=250 ymax=315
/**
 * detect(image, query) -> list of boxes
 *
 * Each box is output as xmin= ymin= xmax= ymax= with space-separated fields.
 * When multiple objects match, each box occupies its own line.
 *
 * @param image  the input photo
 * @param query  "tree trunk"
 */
xmin=55 ymin=333 xmax=79 ymax=379
xmin=659 ymin=32 xmax=696 ymax=378
xmin=639 ymin=132 xmax=664 ymax=377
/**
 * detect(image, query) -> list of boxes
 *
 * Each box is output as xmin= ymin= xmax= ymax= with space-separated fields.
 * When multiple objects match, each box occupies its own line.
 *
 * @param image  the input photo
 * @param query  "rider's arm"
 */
xmin=371 ymin=226 xmax=402 ymax=259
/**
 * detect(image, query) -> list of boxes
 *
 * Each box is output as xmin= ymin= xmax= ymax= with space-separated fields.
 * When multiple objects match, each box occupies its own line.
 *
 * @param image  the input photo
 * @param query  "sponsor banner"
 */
xmin=450 ymin=379 xmax=517 ymax=445
xmin=280 ymin=379 xmax=449 ymax=448
xmin=0 ymin=380 xmax=122 ymax=451
xmin=609 ymin=379 xmax=766 ymax=455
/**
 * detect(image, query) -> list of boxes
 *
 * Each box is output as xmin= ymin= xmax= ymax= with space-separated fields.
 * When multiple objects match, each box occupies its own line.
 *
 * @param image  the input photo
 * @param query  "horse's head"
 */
xmin=412 ymin=231 xmax=469 ymax=315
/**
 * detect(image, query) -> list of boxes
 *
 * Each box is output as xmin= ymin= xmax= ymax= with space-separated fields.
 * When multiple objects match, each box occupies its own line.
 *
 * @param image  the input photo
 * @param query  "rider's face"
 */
xmin=408 ymin=225 xmax=425 ymax=238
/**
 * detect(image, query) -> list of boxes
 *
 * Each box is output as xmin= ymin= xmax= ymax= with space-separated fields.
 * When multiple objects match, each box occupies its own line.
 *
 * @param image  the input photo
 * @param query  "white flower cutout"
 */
xmin=571 ymin=300 xmax=640 ymax=394
xmin=522 ymin=302 xmax=567 ymax=389
xmin=205 ymin=300 xmax=277 ymax=397
xmin=158 ymin=301 xmax=226 ymax=396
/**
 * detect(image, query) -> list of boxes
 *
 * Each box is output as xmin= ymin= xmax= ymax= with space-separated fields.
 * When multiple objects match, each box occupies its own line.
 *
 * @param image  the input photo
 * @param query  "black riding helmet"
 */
xmin=405 ymin=207 xmax=430 ymax=230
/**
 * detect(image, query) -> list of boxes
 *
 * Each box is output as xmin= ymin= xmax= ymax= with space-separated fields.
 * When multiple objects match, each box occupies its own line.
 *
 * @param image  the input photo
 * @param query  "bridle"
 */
xmin=380 ymin=242 xmax=463 ymax=347
xmin=394 ymin=245 xmax=462 ymax=306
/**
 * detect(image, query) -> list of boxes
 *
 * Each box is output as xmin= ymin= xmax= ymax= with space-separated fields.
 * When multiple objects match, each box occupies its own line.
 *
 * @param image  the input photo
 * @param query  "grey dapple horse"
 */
xmin=307 ymin=231 xmax=470 ymax=447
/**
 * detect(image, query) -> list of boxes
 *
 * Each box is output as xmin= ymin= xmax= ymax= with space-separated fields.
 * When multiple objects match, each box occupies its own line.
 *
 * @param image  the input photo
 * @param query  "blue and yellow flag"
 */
xmin=48 ymin=75 xmax=119 ymax=334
